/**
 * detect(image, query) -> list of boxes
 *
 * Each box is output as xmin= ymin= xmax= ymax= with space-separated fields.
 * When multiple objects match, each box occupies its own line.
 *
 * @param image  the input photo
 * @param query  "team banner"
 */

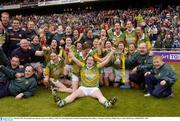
xmin=153 ymin=51 xmax=180 ymax=62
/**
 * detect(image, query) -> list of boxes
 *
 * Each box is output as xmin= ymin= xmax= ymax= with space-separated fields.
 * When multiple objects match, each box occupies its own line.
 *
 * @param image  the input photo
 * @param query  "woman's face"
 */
xmin=118 ymin=43 xmax=124 ymax=51
xmin=93 ymin=39 xmax=99 ymax=48
xmin=114 ymin=23 xmax=120 ymax=32
xmin=126 ymin=21 xmax=132 ymax=30
xmin=65 ymin=38 xmax=72 ymax=46
xmin=136 ymin=27 xmax=142 ymax=35
xmin=129 ymin=44 xmax=136 ymax=54
xmin=32 ymin=36 xmax=40 ymax=44
xmin=86 ymin=56 xmax=94 ymax=67
xmin=50 ymin=53 xmax=58 ymax=62
xmin=77 ymin=43 xmax=82 ymax=50
xmin=100 ymin=29 xmax=106 ymax=37
xmin=73 ymin=30 xmax=79 ymax=38
xmin=105 ymin=41 xmax=112 ymax=49
xmin=51 ymin=40 xmax=58 ymax=49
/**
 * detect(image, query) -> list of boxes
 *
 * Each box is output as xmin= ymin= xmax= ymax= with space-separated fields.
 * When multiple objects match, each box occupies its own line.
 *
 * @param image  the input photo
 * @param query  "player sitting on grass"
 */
xmin=144 ymin=55 xmax=177 ymax=97
xmin=53 ymin=47 xmax=117 ymax=108
xmin=44 ymin=52 xmax=73 ymax=93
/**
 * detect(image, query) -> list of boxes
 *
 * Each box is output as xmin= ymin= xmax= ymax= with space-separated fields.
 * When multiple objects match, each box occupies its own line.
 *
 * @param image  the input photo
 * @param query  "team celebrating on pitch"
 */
xmin=0 ymin=8 xmax=178 ymax=108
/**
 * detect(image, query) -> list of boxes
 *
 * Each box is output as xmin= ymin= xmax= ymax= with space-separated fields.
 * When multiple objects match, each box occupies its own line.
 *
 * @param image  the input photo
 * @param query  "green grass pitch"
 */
xmin=0 ymin=64 xmax=179 ymax=117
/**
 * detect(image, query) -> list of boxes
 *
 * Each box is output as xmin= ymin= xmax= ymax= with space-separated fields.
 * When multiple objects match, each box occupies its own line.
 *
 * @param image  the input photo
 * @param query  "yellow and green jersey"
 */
xmin=137 ymin=33 xmax=151 ymax=50
xmin=124 ymin=30 xmax=137 ymax=45
xmin=91 ymin=49 xmax=102 ymax=62
xmin=63 ymin=45 xmax=76 ymax=65
xmin=80 ymin=63 xmax=100 ymax=87
xmin=71 ymin=49 xmax=100 ymax=76
xmin=108 ymin=29 xmax=125 ymax=47
xmin=135 ymin=15 xmax=144 ymax=24
xmin=44 ymin=48 xmax=59 ymax=65
xmin=45 ymin=57 xmax=65 ymax=80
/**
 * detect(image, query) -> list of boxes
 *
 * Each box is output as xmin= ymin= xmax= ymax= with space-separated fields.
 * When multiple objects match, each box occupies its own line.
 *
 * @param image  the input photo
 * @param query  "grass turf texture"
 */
xmin=0 ymin=64 xmax=180 ymax=117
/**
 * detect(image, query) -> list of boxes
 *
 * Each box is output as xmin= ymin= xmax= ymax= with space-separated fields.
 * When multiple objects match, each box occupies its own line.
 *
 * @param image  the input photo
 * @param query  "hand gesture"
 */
xmin=111 ymin=47 xmax=116 ymax=53
xmin=131 ymin=67 xmax=137 ymax=74
xmin=15 ymin=73 xmax=23 ymax=78
xmin=15 ymin=93 xmax=24 ymax=100
xmin=68 ymin=52 xmax=74 ymax=58
xmin=160 ymin=80 xmax=166 ymax=86
xmin=144 ymin=72 xmax=151 ymax=76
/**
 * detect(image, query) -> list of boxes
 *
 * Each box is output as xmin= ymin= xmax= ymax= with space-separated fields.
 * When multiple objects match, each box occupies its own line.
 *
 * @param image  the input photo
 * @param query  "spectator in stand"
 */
xmin=172 ymin=35 xmax=180 ymax=49
xmin=162 ymin=32 xmax=173 ymax=51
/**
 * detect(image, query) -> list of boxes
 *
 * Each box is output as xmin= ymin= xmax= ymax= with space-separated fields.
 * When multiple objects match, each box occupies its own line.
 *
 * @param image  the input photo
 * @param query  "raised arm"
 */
xmin=98 ymin=47 xmax=115 ymax=68
xmin=0 ymin=65 xmax=16 ymax=79
xmin=68 ymin=52 xmax=83 ymax=67
xmin=74 ymin=33 xmax=84 ymax=44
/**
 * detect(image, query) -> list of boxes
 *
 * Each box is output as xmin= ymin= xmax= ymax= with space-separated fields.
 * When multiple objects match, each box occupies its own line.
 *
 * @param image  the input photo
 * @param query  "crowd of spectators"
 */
xmin=9 ymin=5 xmax=180 ymax=50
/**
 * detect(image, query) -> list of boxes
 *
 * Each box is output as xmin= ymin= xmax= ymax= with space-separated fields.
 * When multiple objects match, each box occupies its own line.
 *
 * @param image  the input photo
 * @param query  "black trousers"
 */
xmin=145 ymin=74 xmax=172 ymax=97
xmin=0 ymin=80 xmax=10 ymax=98
xmin=129 ymin=71 xmax=145 ymax=87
